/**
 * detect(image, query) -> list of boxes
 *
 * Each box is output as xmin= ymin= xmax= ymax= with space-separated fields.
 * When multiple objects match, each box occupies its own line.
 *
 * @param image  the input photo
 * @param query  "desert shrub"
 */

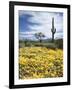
xmin=55 ymin=39 xmax=63 ymax=49
xmin=46 ymin=43 xmax=57 ymax=50
xmin=34 ymin=43 xmax=57 ymax=50
xmin=25 ymin=42 xmax=32 ymax=46
xmin=19 ymin=43 xmax=25 ymax=48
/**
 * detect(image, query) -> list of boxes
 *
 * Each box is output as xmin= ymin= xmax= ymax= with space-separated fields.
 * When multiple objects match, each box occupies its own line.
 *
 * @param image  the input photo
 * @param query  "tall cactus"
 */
xmin=51 ymin=17 xmax=56 ymax=42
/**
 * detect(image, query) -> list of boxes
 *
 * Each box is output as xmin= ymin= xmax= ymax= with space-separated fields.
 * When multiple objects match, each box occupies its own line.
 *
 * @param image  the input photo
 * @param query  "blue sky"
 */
xmin=19 ymin=10 xmax=63 ymax=40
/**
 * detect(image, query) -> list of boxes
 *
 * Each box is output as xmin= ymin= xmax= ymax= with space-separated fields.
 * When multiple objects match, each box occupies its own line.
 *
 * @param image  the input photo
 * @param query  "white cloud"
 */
xmin=19 ymin=11 xmax=63 ymax=40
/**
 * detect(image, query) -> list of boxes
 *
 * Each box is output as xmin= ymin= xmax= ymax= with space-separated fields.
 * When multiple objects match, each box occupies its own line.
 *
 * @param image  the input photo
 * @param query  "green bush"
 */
xmin=34 ymin=43 xmax=57 ymax=49
xmin=54 ymin=39 xmax=63 ymax=49
xmin=19 ymin=39 xmax=63 ymax=49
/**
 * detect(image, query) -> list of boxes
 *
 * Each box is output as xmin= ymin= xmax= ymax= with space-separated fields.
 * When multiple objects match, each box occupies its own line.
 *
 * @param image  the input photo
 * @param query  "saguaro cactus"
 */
xmin=51 ymin=17 xmax=56 ymax=42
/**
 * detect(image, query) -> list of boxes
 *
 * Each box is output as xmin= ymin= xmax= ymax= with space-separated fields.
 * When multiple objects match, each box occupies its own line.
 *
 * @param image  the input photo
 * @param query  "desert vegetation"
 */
xmin=19 ymin=17 xmax=63 ymax=79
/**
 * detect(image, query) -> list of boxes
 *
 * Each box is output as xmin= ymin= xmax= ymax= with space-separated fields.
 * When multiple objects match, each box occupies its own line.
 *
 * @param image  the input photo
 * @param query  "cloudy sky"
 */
xmin=19 ymin=10 xmax=63 ymax=40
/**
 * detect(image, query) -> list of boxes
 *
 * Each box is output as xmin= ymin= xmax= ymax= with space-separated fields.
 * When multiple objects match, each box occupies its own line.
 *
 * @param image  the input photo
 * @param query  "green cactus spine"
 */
xmin=51 ymin=17 xmax=56 ymax=42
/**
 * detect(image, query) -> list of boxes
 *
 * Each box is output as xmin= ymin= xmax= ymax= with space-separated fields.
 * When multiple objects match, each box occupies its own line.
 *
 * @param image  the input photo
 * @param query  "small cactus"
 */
xmin=51 ymin=17 xmax=56 ymax=42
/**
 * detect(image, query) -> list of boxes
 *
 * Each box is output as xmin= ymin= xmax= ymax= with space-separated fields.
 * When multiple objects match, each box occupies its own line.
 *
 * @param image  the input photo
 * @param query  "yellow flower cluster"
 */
xmin=19 ymin=47 xmax=63 ymax=79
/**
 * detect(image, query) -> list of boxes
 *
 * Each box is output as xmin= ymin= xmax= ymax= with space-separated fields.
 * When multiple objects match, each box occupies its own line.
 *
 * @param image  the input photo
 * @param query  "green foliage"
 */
xmin=35 ymin=43 xmax=57 ymax=50
xmin=19 ymin=39 xmax=63 ymax=50
xmin=54 ymin=39 xmax=63 ymax=49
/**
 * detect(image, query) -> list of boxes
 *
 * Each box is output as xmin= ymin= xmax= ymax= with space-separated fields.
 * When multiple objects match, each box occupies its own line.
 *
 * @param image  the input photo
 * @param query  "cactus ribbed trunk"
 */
xmin=51 ymin=17 xmax=56 ymax=42
xmin=52 ymin=33 xmax=54 ymax=42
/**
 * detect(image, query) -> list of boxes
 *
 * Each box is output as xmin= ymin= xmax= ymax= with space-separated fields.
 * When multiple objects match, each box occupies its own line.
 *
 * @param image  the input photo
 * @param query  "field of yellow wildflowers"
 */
xmin=19 ymin=47 xmax=63 ymax=79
